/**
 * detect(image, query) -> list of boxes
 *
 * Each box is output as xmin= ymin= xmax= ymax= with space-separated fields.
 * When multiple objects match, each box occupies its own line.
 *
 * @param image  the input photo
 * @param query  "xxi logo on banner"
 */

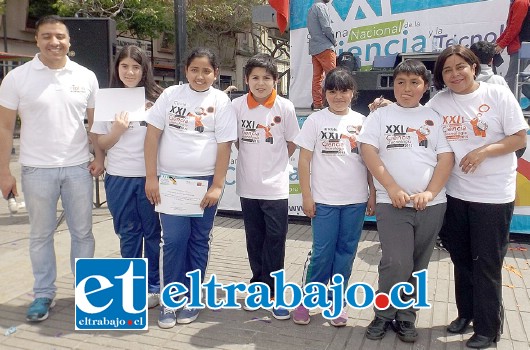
xmin=75 ymin=258 xmax=148 ymax=330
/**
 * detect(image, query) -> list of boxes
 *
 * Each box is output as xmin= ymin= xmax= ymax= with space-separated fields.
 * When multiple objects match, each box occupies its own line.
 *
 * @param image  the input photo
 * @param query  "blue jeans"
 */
xmin=22 ymin=163 xmax=94 ymax=299
xmin=302 ymin=202 xmax=367 ymax=300
xmin=159 ymin=176 xmax=217 ymax=297
xmin=105 ymin=175 xmax=161 ymax=293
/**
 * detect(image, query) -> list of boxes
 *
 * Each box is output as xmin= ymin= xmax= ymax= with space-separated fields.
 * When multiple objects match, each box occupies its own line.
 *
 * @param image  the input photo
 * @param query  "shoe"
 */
xmin=391 ymin=320 xmax=418 ymax=343
xmin=465 ymin=333 xmax=500 ymax=348
xmin=147 ymin=293 xmax=160 ymax=308
xmin=292 ymin=305 xmax=310 ymax=325
xmin=365 ymin=316 xmax=392 ymax=340
xmin=177 ymin=307 xmax=200 ymax=324
xmin=26 ymin=297 xmax=55 ymax=322
xmin=270 ymin=306 xmax=290 ymax=320
xmin=447 ymin=317 xmax=473 ymax=334
xmin=329 ymin=308 xmax=348 ymax=327
xmin=158 ymin=306 xmax=177 ymax=329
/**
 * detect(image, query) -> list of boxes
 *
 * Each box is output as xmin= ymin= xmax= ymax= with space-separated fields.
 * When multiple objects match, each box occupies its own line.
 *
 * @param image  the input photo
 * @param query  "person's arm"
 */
xmin=87 ymin=108 xmax=105 ymax=177
xmin=410 ymin=152 xmax=454 ymax=210
xmin=460 ymin=129 xmax=527 ymax=173
xmin=97 ymin=112 xmax=130 ymax=151
xmin=287 ymin=141 xmax=297 ymax=157
xmin=144 ymin=124 xmax=162 ymax=205
xmin=298 ymin=147 xmax=316 ymax=218
xmin=360 ymin=143 xmax=410 ymax=208
xmin=201 ymin=141 xmax=232 ymax=209
xmin=366 ymin=172 xmax=376 ymax=216
xmin=496 ymin=0 xmax=528 ymax=50
xmin=0 ymin=106 xmax=17 ymax=199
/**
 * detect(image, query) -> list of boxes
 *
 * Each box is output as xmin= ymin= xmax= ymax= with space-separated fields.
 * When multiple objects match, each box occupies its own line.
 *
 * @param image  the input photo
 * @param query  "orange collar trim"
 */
xmin=247 ymin=89 xmax=277 ymax=109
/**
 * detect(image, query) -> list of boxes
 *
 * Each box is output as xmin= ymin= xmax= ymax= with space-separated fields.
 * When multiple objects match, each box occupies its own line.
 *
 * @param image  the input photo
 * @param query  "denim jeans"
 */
xmin=159 ymin=175 xmax=216 ymax=297
xmin=22 ymin=163 xmax=94 ymax=299
xmin=105 ymin=175 xmax=161 ymax=293
xmin=302 ymin=202 xmax=366 ymax=300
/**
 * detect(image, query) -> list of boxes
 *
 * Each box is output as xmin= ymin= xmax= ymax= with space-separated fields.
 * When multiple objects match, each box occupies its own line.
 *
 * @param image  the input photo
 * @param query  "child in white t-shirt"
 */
xmin=292 ymin=67 xmax=375 ymax=327
xmin=143 ymin=47 xmax=237 ymax=329
xmin=358 ymin=59 xmax=454 ymax=343
xmin=232 ymin=53 xmax=300 ymax=320
xmin=91 ymin=45 xmax=163 ymax=310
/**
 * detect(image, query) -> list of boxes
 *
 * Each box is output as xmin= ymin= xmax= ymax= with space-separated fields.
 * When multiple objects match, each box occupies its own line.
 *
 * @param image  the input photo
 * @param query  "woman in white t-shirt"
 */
xmin=429 ymin=45 xmax=528 ymax=349
xmin=91 ymin=45 xmax=164 ymax=310
xmin=292 ymin=67 xmax=375 ymax=327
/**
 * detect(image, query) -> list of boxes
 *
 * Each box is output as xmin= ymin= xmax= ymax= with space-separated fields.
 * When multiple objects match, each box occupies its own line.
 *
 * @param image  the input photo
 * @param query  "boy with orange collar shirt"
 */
xmin=232 ymin=53 xmax=300 ymax=320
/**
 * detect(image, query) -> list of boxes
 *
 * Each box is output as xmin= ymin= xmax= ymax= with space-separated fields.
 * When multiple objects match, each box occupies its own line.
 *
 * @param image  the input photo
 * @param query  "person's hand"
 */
xmin=368 ymin=97 xmax=392 ymax=112
xmin=410 ymin=191 xmax=433 ymax=211
xmin=459 ymin=146 xmax=487 ymax=174
xmin=494 ymin=44 xmax=503 ymax=54
xmin=223 ymin=85 xmax=237 ymax=93
xmin=366 ymin=193 xmax=376 ymax=216
xmin=302 ymin=195 xmax=316 ymax=218
xmin=88 ymin=159 xmax=105 ymax=177
xmin=201 ymin=186 xmax=222 ymax=209
xmin=111 ymin=111 xmax=129 ymax=135
xmin=145 ymin=175 xmax=160 ymax=205
xmin=387 ymin=184 xmax=410 ymax=208
xmin=0 ymin=174 xmax=17 ymax=199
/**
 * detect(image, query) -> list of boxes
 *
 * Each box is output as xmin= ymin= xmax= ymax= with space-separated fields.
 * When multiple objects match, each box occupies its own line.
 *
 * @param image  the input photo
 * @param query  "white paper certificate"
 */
xmin=94 ymin=87 xmax=146 ymax=121
xmin=155 ymin=174 xmax=208 ymax=217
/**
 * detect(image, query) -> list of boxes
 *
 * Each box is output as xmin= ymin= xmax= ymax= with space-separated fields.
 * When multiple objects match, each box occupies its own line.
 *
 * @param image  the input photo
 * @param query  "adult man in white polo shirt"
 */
xmin=0 ymin=15 xmax=104 ymax=322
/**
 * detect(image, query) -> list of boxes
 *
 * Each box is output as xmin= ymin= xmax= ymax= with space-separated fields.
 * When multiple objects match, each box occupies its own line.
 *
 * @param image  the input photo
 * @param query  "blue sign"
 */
xmin=75 ymin=258 xmax=148 ymax=330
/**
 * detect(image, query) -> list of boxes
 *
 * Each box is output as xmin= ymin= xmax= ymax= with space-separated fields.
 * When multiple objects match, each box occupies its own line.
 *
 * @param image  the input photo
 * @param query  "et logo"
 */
xmin=75 ymin=258 xmax=148 ymax=330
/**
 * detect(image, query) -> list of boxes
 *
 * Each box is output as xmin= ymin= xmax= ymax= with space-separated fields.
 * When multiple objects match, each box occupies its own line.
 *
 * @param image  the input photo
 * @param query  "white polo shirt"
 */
xmin=233 ymin=90 xmax=300 ymax=199
xmin=0 ymin=55 xmax=98 ymax=167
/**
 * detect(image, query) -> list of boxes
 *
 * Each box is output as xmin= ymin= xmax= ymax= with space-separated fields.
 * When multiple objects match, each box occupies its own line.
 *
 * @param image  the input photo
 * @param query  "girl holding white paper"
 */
xmin=143 ymin=47 xmax=237 ymax=329
xmin=90 ymin=45 xmax=164 ymax=309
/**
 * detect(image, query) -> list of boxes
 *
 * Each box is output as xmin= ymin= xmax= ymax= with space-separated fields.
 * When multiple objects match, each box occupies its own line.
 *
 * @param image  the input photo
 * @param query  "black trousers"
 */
xmin=240 ymin=197 xmax=289 ymax=294
xmin=440 ymin=195 xmax=514 ymax=338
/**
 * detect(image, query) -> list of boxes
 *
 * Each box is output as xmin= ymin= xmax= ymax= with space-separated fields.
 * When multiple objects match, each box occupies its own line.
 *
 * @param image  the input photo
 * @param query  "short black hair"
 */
xmin=186 ymin=47 xmax=219 ymax=70
xmin=244 ymin=53 xmax=278 ymax=80
xmin=323 ymin=67 xmax=359 ymax=102
xmin=470 ymin=40 xmax=496 ymax=65
xmin=35 ymin=15 xmax=68 ymax=34
xmin=393 ymin=59 xmax=430 ymax=85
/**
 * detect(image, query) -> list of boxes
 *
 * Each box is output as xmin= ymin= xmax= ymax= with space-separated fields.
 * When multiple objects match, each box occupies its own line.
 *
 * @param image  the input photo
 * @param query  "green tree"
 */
xmin=47 ymin=0 xmax=174 ymax=39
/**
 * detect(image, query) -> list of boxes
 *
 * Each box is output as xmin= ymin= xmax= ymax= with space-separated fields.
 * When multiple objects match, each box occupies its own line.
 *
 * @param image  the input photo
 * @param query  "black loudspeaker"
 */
xmin=63 ymin=18 xmax=116 ymax=88
xmin=350 ymin=71 xmax=430 ymax=116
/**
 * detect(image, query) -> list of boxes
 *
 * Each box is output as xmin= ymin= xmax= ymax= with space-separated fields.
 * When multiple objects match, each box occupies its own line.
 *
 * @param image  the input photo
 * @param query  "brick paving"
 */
xmin=1 ymin=141 xmax=529 ymax=349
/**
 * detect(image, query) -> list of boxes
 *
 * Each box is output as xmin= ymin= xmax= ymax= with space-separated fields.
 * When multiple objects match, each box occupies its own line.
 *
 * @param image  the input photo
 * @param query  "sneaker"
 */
xmin=26 ymin=297 xmax=55 ymax=322
xmin=365 ymin=316 xmax=392 ymax=340
xmin=391 ymin=320 xmax=418 ymax=342
xmin=270 ymin=307 xmax=290 ymax=320
xmin=329 ymin=309 xmax=348 ymax=327
xmin=177 ymin=307 xmax=200 ymax=324
xmin=148 ymin=293 xmax=160 ymax=308
xmin=292 ymin=305 xmax=310 ymax=325
xmin=158 ymin=306 xmax=177 ymax=329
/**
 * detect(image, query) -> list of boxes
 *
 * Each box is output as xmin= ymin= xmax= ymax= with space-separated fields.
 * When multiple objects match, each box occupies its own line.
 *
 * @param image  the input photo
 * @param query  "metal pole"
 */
xmin=174 ymin=0 xmax=187 ymax=84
